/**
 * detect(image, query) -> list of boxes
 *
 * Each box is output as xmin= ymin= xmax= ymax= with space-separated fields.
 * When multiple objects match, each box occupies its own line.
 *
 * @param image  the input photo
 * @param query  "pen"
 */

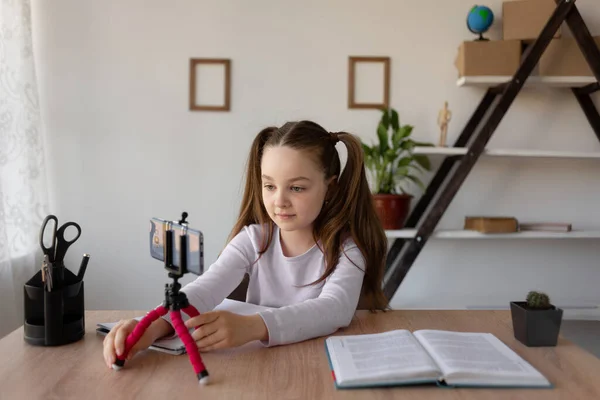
xmin=77 ymin=254 xmax=90 ymax=281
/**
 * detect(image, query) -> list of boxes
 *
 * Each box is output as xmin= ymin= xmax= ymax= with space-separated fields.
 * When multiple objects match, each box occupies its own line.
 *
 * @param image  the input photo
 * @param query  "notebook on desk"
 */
xmin=325 ymin=329 xmax=553 ymax=390
xmin=96 ymin=299 xmax=272 ymax=355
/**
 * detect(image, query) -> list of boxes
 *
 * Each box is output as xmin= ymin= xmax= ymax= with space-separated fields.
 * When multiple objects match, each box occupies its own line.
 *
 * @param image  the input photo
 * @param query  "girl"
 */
xmin=103 ymin=120 xmax=388 ymax=368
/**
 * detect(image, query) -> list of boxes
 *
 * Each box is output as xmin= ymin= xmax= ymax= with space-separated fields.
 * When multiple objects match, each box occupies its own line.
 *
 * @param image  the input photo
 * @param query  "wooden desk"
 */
xmin=1 ymin=310 xmax=599 ymax=399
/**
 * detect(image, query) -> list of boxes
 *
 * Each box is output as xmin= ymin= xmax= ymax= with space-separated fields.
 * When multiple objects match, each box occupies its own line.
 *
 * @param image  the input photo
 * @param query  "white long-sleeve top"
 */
xmin=177 ymin=223 xmax=366 ymax=346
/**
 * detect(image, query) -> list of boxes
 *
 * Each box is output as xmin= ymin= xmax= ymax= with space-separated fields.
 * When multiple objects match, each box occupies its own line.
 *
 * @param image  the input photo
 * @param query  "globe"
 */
xmin=467 ymin=5 xmax=494 ymax=41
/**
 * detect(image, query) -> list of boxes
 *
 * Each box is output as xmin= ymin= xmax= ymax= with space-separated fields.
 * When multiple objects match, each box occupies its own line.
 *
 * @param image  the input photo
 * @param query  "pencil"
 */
xmin=77 ymin=254 xmax=90 ymax=281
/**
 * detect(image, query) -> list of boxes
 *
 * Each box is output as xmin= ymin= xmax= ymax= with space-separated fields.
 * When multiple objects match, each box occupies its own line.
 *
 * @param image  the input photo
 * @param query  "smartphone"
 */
xmin=149 ymin=217 xmax=204 ymax=276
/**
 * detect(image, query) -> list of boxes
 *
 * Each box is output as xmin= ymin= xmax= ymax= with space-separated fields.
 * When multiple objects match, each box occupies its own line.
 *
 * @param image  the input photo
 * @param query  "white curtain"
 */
xmin=0 ymin=0 xmax=49 ymax=338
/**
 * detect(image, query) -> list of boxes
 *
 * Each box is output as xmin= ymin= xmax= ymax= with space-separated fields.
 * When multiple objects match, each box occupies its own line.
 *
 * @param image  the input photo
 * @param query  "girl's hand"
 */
xmin=102 ymin=318 xmax=173 ymax=368
xmin=184 ymin=311 xmax=268 ymax=351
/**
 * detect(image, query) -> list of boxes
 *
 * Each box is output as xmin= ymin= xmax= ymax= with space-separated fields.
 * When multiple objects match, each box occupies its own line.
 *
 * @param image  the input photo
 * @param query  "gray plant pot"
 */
xmin=510 ymin=301 xmax=563 ymax=347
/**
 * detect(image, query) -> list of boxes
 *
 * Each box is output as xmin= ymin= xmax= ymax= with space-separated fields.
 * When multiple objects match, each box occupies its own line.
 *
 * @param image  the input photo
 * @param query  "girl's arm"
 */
xmin=256 ymin=245 xmax=365 ymax=347
xmin=180 ymin=228 xmax=254 ymax=312
xmin=157 ymin=228 xmax=254 ymax=336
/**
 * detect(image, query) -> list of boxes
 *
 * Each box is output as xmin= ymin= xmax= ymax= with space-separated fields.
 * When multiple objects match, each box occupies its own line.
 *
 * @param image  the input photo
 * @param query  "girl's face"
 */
xmin=260 ymin=146 xmax=331 ymax=234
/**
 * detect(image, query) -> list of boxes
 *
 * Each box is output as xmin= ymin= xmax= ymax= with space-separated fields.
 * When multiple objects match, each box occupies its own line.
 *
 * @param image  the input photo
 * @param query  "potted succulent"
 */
xmin=510 ymin=291 xmax=563 ymax=347
xmin=361 ymin=108 xmax=433 ymax=229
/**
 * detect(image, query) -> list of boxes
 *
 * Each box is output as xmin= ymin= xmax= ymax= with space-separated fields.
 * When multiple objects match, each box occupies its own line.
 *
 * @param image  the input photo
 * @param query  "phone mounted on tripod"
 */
xmin=112 ymin=212 xmax=210 ymax=385
xmin=149 ymin=212 xmax=204 ymax=277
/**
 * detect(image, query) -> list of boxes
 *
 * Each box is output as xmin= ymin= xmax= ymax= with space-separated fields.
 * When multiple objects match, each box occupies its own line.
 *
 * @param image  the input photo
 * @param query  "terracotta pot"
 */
xmin=372 ymin=193 xmax=412 ymax=230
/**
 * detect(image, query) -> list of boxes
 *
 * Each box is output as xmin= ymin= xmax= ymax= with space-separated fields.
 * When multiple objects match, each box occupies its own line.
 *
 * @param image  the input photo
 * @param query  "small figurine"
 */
xmin=438 ymin=101 xmax=452 ymax=147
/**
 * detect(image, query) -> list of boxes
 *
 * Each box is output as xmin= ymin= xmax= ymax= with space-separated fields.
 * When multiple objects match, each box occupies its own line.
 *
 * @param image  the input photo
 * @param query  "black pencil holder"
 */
xmin=23 ymin=264 xmax=85 ymax=346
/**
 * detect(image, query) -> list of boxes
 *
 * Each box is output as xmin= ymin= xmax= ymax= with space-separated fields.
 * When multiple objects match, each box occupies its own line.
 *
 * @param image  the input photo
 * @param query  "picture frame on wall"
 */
xmin=347 ymin=56 xmax=390 ymax=109
xmin=189 ymin=58 xmax=231 ymax=111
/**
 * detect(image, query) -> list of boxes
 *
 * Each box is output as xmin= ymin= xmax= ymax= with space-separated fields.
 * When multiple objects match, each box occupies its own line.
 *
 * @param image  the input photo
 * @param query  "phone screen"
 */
xmin=150 ymin=218 xmax=167 ymax=262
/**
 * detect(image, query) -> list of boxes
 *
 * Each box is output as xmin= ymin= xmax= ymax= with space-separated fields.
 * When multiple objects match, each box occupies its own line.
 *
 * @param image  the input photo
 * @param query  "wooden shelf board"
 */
xmin=413 ymin=147 xmax=600 ymax=159
xmin=385 ymin=229 xmax=600 ymax=239
xmin=457 ymin=75 xmax=597 ymax=87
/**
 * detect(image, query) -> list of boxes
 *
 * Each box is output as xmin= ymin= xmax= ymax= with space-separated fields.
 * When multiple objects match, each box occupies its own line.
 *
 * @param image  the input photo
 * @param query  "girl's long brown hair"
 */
xmin=228 ymin=121 xmax=389 ymax=311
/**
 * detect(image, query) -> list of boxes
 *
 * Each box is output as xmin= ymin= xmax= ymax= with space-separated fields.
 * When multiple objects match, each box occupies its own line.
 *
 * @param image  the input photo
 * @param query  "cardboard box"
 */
xmin=503 ymin=0 xmax=561 ymax=41
xmin=455 ymin=40 xmax=522 ymax=77
xmin=539 ymin=36 xmax=600 ymax=76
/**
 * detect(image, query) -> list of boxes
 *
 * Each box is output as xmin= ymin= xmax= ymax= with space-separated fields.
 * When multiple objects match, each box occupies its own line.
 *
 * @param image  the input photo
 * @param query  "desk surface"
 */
xmin=1 ymin=309 xmax=599 ymax=399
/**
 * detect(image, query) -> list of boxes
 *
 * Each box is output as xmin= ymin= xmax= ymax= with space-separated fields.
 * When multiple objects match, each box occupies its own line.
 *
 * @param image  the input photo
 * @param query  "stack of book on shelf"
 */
xmin=464 ymin=216 xmax=572 ymax=234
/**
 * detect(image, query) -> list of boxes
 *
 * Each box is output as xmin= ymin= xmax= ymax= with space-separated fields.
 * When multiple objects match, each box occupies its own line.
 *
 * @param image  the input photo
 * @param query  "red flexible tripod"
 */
xmin=112 ymin=214 xmax=210 ymax=385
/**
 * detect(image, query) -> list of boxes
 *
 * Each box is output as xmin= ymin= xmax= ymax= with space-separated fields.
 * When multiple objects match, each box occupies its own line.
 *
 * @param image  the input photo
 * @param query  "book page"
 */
xmin=96 ymin=322 xmax=186 ymax=355
xmin=325 ymin=330 xmax=441 ymax=387
xmin=414 ymin=330 xmax=550 ymax=387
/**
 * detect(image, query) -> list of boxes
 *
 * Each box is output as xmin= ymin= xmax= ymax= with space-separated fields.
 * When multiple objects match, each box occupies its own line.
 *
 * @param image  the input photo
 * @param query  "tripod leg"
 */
xmin=112 ymin=305 xmax=168 ymax=370
xmin=175 ymin=306 xmax=210 ymax=385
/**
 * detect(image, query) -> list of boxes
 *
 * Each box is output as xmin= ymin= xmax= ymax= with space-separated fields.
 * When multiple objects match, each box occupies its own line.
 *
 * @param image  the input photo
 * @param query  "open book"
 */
xmin=96 ymin=299 xmax=272 ymax=355
xmin=325 ymin=329 xmax=552 ymax=389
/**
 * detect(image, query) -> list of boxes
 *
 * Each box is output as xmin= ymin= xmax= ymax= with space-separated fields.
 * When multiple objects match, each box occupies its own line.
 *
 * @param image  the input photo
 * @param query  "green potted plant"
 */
xmin=361 ymin=108 xmax=433 ymax=230
xmin=510 ymin=290 xmax=563 ymax=347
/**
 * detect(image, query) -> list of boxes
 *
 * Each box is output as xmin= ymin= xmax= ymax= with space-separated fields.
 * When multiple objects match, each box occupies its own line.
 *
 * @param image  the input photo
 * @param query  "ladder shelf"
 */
xmin=383 ymin=0 xmax=600 ymax=301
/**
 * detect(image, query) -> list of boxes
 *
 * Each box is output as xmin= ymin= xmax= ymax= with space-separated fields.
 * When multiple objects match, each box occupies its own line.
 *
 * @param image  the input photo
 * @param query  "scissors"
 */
xmin=39 ymin=215 xmax=82 ymax=263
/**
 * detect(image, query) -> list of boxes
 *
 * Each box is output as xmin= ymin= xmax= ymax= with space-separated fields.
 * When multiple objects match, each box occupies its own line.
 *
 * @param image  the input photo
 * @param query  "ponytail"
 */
xmin=338 ymin=132 xmax=389 ymax=310
xmin=227 ymin=127 xmax=277 ymax=252
xmin=315 ymin=131 xmax=389 ymax=311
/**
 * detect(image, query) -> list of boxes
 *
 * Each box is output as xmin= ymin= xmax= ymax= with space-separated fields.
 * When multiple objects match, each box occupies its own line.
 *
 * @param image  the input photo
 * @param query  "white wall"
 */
xmin=30 ymin=0 xmax=600 ymax=318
